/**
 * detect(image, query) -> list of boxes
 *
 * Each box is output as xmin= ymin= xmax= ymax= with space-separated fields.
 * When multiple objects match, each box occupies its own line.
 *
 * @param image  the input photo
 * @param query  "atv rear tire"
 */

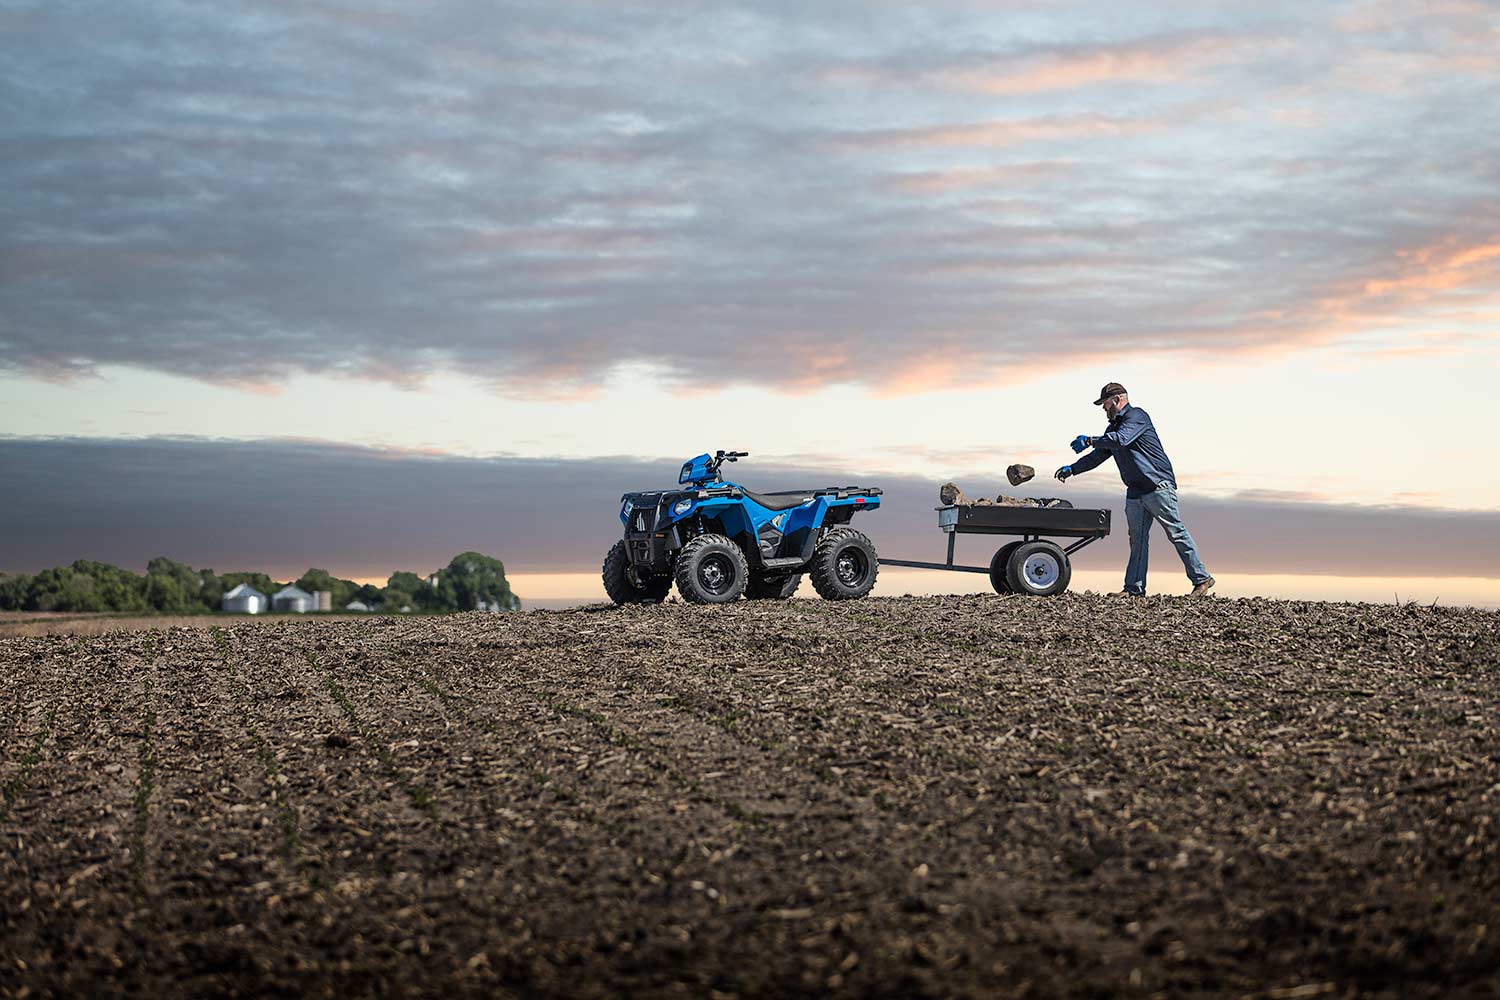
xmin=988 ymin=541 xmax=1025 ymax=595
xmin=674 ymin=534 xmax=749 ymax=604
xmin=602 ymin=540 xmax=673 ymax=605
xmin=810 ymin=527 xmax=878 ymax=601
xmin=1004 ymin=540 xmax=1071 ymax=597
xmin=746 ymin=572 xmax=801 ymax=600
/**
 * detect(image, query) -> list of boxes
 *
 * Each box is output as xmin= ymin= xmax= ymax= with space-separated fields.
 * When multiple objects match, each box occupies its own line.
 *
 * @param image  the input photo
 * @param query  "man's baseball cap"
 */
xmin=1093 ymin=382 xmax=1127 ymax=405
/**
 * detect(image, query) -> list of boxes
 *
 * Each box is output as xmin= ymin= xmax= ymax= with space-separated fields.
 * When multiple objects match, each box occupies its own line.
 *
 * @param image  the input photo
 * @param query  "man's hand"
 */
xmin=1069 ymin=434 xmax=1092 ymax=454
xmin=1054 ymin=465 xmax=1073 ymax=481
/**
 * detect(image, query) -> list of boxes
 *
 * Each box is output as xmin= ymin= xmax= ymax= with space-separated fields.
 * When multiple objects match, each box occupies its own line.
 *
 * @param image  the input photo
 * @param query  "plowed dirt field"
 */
xmin=2 ymin=594 xmax=1497 ymax=998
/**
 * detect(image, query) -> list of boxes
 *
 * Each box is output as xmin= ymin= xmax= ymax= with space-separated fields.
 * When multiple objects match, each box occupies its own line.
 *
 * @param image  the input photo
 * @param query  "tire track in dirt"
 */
xmin=130 ymin=627 xmax=312 ymax=994
xmin=0 ymin=633 xmax=153 ymax=997
xmin=321 ymin=636 xmax=757 ymax=995
xmin=430 ymin=629 xmax=1083 ymax=998
xmin=212 ymin=626 xmax=315 ymax=871
xmin=219 ymin=631 xmax=494 ymax=996
xmin=0 ymin=638 xmax=79 ymax=805
xmin=322 ymin=625 xmax=912 ymax=995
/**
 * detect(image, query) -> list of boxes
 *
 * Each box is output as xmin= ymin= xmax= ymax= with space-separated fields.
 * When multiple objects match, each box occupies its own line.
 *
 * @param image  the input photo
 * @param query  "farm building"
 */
xmin=222 ymin=583 xmax=267 ymax=614
xmin=345 ymin=600 xmax=372 ymax=612
xmin=272 ymin=584 xmax=315 ymax=613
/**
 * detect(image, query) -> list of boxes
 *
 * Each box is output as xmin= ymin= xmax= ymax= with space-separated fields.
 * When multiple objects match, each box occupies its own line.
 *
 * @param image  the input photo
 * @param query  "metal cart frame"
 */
xmin=880 ymin=504 xmax=1111 ymax=595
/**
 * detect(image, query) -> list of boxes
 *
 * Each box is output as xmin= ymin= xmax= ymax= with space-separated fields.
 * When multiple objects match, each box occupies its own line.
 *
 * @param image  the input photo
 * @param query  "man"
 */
xmin=1054 ymin=382 xmax=1215 ymax=597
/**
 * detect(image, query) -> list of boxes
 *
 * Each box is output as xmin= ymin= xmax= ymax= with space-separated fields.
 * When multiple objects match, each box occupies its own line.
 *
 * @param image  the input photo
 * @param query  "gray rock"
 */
xmin=939 ymin=482 xmax=968 ymax=506
xmin=1006 ymin=464 xmax=1035 ymax=486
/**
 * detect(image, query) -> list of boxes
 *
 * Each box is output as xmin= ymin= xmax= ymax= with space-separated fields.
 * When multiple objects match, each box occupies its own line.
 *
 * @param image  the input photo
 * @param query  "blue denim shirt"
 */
xmin=1070 ymin=403 xmax=1177 ymax=498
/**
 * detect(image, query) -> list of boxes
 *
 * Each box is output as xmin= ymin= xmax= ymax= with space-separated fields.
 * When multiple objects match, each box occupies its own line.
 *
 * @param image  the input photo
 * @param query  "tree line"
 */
xmin=0 ymin=551 xmax=521 ymax=614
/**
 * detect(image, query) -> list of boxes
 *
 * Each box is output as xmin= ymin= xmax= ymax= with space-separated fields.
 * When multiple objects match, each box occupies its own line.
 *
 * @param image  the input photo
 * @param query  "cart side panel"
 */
xmin=939 ymin=504 xmax=1110 ymax=538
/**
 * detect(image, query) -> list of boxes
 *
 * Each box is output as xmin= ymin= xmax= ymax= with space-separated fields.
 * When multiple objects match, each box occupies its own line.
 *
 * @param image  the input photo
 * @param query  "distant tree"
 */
xmin=73 ymin=560 xmax=150 ymax=611
xmin=19 ymin=561 xmax=148 ymax=613
xmin=144 ymin=573 xmax=196 ymax=614
xmin=379 ymin=586 xmax=415 ymax=612
xmin=197 ymin=569 xmax=226 ymax=612
xmin=0 ymin=573 xmax=29 ymax=611
xmin=386 ymin=571 xmax=439 ymax=611
xmin=436 ymin=551 xmax=520 ymax=612
xmin=352 ymin=583 xmax=383 ymax=607
xmin=0 ymin=554 xmax=520 ymax=616
xmin=145 ymin=557 xmax=207 ymax=613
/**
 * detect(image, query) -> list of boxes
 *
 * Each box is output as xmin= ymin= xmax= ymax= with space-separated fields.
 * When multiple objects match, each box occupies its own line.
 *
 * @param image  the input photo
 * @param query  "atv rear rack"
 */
xmin=692 ymin=485 xmax=884 ymax=500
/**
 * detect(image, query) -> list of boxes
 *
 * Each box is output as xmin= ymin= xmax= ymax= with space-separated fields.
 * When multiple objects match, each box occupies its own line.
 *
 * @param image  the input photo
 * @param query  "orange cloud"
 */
xmin=938 ymin=37 xmax=1239 ymax=95
xmin=884 ymin=161 xmax=1067 ymax=194
xmin=832 ymin=114 xmax=1156 ymax=152
xmin=1363 ymin=240 xmax=1500 ymax=297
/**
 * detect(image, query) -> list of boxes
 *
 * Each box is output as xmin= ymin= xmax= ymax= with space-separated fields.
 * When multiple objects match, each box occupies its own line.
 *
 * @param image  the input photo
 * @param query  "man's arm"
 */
xmin=1068 ymin=445 xmax=1111 ymax=474
xmin=1090 ymin=408 xmax=1150 ymax=451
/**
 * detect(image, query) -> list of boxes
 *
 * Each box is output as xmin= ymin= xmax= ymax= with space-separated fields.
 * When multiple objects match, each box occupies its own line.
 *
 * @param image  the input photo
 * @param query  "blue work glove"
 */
xmin=1054 ymin=465 xmax=1073 ymax=481
xmin=1069 ymin=434 xmax=1092 ymax=454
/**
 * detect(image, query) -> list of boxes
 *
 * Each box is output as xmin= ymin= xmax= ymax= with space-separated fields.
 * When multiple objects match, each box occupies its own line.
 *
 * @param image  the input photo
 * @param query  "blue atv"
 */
xmin=604 ymin=450 xmax=883 ymax=605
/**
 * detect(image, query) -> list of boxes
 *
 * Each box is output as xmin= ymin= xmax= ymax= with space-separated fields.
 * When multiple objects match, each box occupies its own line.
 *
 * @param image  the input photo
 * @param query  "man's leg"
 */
xmin=1123 ymin=496 xmax=1150 ymax=595
xmin=1141 ymin=486 xmax=1211 ymax=586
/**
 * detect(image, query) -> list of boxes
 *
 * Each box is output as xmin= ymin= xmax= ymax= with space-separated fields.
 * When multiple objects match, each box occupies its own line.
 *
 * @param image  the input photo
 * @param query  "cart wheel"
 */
xmin=1004 ymin=541 xmax=1072 ymax=597
xmin=988 ymin=541 xmax=1024 ymax=595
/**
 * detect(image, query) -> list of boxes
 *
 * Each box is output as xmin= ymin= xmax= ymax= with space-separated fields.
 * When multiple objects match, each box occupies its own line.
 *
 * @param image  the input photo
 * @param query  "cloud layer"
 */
xmin=2 ymin=437 xmax=1496 ymax=583
xmin=2 ymin=1 xmax=1497 ymax=394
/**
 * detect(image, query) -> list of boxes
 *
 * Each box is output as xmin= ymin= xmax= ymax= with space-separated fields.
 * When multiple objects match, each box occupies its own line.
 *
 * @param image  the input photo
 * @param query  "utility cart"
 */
xmin=881 ymin=504 xmax=1111 ymax=596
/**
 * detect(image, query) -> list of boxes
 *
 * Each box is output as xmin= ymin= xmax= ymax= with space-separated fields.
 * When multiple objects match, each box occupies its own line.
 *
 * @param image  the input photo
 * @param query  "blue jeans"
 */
xmin=1123 ymin=485 xmax=1211 ymax=595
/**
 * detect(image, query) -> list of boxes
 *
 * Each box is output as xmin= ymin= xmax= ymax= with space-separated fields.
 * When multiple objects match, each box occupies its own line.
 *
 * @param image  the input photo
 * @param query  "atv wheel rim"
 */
xmin=698 ymin=555 xmax=734 ymax=594
xmin=1022 ymin=552 xmax=1060 ymax=591
xmin=836 ymin=547 xmax=868 ymax=586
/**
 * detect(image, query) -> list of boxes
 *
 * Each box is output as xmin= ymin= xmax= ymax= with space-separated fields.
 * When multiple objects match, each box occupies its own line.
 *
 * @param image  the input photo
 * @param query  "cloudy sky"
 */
xmin=2 ymin=0 xmax=1498 ymax=604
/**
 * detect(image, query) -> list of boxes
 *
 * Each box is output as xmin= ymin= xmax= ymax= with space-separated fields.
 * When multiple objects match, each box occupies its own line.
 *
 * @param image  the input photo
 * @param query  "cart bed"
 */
xmin=938 ymin=503 xmax=1110 ymax=538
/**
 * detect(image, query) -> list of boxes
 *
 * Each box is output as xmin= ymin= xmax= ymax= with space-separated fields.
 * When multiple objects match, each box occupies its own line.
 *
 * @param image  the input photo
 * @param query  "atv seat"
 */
xmin=743 ymin=489 xmax=814 ymax=511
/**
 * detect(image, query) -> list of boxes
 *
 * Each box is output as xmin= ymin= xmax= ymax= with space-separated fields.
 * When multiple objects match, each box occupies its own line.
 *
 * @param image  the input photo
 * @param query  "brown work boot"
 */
xmin=1190 ymin=577 xmax=1216 ymax=598
xmin=1109 ymin=590 xmax=1142 ymax=598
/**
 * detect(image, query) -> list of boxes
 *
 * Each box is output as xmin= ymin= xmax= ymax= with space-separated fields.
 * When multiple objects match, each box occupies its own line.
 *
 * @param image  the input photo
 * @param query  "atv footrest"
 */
xmin=760 ymin=556 xmax=805 ymax=571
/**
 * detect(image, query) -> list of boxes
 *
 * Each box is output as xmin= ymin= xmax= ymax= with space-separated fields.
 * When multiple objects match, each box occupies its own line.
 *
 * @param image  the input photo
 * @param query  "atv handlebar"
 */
xmin=708 ymin=450 xmax=749 ymax=476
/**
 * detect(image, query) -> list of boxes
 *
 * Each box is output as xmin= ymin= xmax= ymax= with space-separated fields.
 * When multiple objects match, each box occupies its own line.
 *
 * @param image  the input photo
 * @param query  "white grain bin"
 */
xmin=272 ymin=584 xmax=315 ymax=613
xmin=222 ymin=583 xmax=267 ymax=615
xmin=314 ymin=590 xmax=332 ymax=612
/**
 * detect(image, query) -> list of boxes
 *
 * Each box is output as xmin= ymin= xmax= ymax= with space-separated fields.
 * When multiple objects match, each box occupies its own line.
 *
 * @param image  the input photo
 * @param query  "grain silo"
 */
xmin=272 ymin=584 xmax=315 ymax=613
xmin=222 ymin=583 xmax=268 ymax=614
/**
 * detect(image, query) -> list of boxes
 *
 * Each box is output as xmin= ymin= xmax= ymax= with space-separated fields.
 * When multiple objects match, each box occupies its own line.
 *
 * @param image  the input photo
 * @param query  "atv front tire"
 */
xmin=602 ymin=540 xmax=672 ymax=605
xmin=674 ymin=534 xmax=749 ymax=604
xmin=810 ymin=527 xmax=878 ymax=601
xmin=746 ymin=572 xmax=802 ymax=600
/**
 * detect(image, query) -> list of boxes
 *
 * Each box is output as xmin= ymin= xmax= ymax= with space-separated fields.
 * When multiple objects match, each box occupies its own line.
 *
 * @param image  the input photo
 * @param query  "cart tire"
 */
xmin=810 ymin=527 xmax=879 ymax=600
xmin=602 ymin=540 xmax=673 ymax=605
xmin=1004 ymin=541 xmax=1071 ymax=597
xmin=674 ymin=534 xmax=749 ymax=604
xmin=746 ymin=572 xmax=802 ymax=600
xmin=988 ymin=541 xmax=1025 ymax=595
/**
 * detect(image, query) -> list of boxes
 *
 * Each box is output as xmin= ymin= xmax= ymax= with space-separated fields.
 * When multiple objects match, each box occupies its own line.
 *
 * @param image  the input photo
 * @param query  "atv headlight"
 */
xmin=621 ymin=499 xmax=633 ymax=517
xmin=672 ymin=498 xmax=693 ymax=516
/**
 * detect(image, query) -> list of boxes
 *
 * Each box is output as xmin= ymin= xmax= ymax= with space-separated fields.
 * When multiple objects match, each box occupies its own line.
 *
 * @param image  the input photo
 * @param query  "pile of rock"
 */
xmin=939 ymin=479 xmax=1073 ymax=509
